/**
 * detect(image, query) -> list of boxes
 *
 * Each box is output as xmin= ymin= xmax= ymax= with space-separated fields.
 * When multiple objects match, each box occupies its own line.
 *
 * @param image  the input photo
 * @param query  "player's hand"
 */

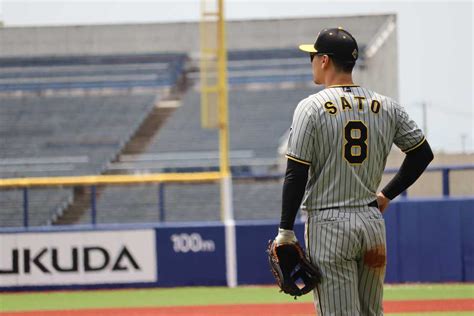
xmin=275 ymin=228 xmax=298 ymax=245
xmin=376 ymin=192 xmax=390 ymax=213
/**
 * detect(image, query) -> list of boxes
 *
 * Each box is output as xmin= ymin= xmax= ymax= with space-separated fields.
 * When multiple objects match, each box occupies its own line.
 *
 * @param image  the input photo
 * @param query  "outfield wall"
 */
xmin=1 ymin=197 xmax=472 ymax=291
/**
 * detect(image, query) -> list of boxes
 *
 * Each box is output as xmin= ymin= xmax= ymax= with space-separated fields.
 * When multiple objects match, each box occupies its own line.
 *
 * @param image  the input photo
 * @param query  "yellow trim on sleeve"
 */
xmin=286 ymin=155 xmax=311 ymax=166
xmin=403 ymin=137 xmax=426 ymax=153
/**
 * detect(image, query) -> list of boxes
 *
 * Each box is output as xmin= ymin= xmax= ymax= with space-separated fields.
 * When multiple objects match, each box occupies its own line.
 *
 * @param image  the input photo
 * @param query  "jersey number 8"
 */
xmin=344 ymin=121 xmax=368 ymax=164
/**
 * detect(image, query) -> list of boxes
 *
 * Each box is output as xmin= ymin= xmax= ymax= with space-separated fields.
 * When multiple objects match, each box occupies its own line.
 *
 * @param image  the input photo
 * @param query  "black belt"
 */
xmin=317 ymin=200 xmax=378 ymax=211
xmin=368 ymin=200 xmax=379 ymax=208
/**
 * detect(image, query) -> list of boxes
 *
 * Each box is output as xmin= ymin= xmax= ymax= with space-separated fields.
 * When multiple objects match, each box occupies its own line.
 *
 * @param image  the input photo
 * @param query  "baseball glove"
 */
xmin=267 ymin=240 xmax=322 ymax=298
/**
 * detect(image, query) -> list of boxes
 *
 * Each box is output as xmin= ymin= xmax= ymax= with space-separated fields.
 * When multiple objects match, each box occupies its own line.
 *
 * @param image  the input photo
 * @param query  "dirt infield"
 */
xmin=3 ymin=299 xmax=473 ymax=316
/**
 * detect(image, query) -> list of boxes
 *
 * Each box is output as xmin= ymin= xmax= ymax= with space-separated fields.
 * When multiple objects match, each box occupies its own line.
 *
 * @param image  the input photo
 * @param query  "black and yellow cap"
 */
xmin=299 ymin=27 xmax=359 ymax=62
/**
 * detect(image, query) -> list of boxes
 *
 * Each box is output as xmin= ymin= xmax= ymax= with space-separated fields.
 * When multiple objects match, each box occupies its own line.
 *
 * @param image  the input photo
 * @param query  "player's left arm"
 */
xmin=377 ymin=139 xmax=434 ymax=212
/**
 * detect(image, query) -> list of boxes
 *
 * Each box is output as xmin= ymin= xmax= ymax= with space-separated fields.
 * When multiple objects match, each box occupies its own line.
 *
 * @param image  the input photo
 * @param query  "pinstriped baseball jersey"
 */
xmin=286 ymin=85 xmax=425 ymax=211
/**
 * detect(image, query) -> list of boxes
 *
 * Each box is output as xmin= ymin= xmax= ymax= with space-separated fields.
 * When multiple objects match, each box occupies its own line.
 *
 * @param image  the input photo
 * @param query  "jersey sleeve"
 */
xmin=393 ymin=104 xmax=425 ymax=153
xmin=285 ymin=99 xmax=315 ymax=165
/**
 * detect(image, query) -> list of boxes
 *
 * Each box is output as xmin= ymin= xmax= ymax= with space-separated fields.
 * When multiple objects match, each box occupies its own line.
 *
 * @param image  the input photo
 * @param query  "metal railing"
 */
xmin=384 ymin=164 xmax=474 ymax=197
xmin=1 ymin=164 xmax=473 ymax=228
xmin=1 ymin=172 xmax=221 ymax=228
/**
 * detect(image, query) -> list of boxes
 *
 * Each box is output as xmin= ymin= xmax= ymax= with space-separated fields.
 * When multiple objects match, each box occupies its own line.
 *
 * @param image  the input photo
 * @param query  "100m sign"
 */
xmin=170 ymin=233 xmax=216 ymax=253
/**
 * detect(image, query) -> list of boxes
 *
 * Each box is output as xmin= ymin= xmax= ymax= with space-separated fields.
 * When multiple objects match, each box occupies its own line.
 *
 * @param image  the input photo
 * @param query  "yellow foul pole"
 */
xmin=217 ymin=0 xmax=229 ymax=175
xmin=216 ymin=0 xmax=236 ymax=288
xmin=216 ymin=0 xmax=233 ymax=223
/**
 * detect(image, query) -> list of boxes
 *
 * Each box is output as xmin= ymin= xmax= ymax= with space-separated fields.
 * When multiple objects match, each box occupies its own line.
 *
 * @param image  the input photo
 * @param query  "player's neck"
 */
xmin=323 ymin=72 xmax=354 ymax=88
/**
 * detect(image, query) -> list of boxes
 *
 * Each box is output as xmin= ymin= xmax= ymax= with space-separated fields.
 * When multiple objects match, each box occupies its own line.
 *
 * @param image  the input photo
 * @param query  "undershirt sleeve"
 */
xmin=382 ymin=139 xmax=434 ymax=200
xmin=279 ymin=158 xmax=309 ymax=230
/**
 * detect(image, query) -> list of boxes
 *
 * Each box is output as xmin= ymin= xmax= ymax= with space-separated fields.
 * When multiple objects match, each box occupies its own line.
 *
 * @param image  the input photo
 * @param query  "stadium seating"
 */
xmin=0 ymin=94 xmax=157 ymax=226
xmin=83 ymin=86 xmax=321 ymax=224
xmin=111 ymin=86 xmax=320 ymax=172
xmin=228 ymin=48 xmax=312 ymax=85
xmin=0 ymin=94 xmax=157 ymax=177
xmin=0 ymin=49 xmax=322 ymax=227
xmin=76 ymin=180 xmax=284 ymax=225
xmin=188 ymin=48 xmax=313 ymax=86
xmin=0 ymin=51 xmax=192 ymax=227
xmin=0 ymin=53 xmax=186 ymax=92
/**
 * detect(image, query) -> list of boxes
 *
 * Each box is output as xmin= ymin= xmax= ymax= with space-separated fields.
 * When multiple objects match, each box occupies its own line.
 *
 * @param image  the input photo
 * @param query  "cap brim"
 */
xmin=299 ymin=44 xmax=317 ymax=53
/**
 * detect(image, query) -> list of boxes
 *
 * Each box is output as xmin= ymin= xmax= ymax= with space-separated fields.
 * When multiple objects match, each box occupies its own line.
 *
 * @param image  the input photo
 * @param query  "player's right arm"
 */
xmin=378 ymin=140 xmax=433 ymax=211
xmin=378 ymin=104 xmax=434 ymax=212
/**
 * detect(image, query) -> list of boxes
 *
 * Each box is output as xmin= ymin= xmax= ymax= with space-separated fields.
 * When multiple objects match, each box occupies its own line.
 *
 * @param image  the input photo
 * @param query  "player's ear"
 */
xmin=321 ymin=55 xmax=330 ymax=69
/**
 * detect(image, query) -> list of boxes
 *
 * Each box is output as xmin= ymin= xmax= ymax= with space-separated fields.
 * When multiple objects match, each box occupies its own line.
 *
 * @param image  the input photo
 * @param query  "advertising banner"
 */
xmin=0 ymin=230 xmax=156 ymax=287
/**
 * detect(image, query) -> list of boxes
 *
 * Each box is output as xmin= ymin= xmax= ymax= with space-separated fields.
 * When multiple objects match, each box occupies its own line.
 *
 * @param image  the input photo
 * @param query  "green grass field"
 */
xmin=0 ymin=284 xmax=473 ymax=314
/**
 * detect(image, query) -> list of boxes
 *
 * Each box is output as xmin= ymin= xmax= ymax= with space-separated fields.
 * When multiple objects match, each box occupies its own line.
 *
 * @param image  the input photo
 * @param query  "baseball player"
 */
xmin=274 ymin=28 xmax=434 ymax=315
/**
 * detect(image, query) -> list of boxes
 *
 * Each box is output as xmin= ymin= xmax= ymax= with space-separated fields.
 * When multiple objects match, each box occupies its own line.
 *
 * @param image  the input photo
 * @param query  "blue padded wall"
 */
xmin=235 ymin=198 xmax=474 ymax=284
